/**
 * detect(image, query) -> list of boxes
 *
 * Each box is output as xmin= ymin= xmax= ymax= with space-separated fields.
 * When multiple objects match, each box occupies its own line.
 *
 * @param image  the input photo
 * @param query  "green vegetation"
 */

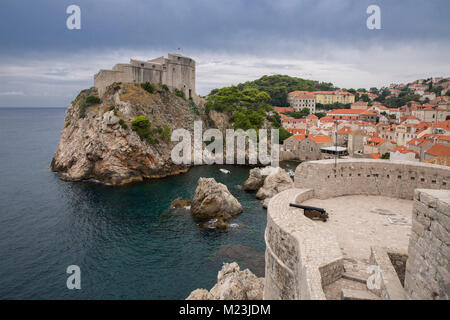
xmin=381 ymin=153 xmax=390 ymax=160
xmin=230 ymin=75 xmax=334 ymax=107
xmin=140 ymin=82 xmax=155 ymax=94
xmin=131 ymin=116 xmax=172 ymax=144
xmin=85 ymin=96 xmax=101 ymax=106
xmin=79 ymin=94 xmax=102 ymax=119
xmin=282 ymin=108 xmax=310 ymax=118
xmin=314 ymin=112 xmax=327 ymax=119
xmin=446 ymin=115 xmax=450 ymax=121
xmin=206 ymin=86 xmax=273 ymax=130
xmin=189 ymin=98 xmax=200 ymax=115
xmin=278 ymin=127 xmax=293 ymax=143
xmin=131 ymin=116 xmax=154 ymax=142
xmin=119 ymin=119 xmax=128 ymax=130
xmin=160 ymin=124 xmax=171 ymax=142
xmin=174 ymin=89 xmax=186 ymax=100
xmin=161 ymin=84 xmax=169 ymax=91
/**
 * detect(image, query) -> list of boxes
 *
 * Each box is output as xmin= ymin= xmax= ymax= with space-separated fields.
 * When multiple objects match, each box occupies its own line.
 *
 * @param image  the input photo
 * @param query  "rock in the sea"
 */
xmin=241 ymin=166 xmax=278 ymax=191
xmin=241 ymin=168 xmax=264 ymax=191
xmin=186 ymin=262 xmax=264 ymax=300
xmin=169 ymin=197 xmax=192 ymax=209
xmin=215 ymin=218 xmax=228 ymax=229
xmin=256 ymin=167 xmax=293 ymax=200
xmin=186 ymin=289 xmax=214 ymax=300
xmin=191 ymin=178 xmax=243 ymax=219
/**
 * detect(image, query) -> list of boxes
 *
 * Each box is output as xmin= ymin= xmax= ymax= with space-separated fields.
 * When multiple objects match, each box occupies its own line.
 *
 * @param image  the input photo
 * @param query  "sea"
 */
xmin=0 ymin=107 xmax=299 ymax=299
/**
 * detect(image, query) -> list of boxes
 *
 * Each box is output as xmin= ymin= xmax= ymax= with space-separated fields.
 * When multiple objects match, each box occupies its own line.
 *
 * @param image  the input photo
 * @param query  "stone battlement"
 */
xmin=295 ymin=159 xmax=449 ymax=200
xmin=264 ymin=159 xmax=450 ymax=300
xmin=94 ymin=53 xmax=197 ymax=101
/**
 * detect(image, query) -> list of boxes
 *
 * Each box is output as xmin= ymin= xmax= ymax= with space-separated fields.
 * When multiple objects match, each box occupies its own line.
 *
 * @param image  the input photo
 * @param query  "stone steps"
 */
xmin=341 ymin=288 xmax=381 ymax=300
xmin=342 ymin=271 xmax=368 ymax=284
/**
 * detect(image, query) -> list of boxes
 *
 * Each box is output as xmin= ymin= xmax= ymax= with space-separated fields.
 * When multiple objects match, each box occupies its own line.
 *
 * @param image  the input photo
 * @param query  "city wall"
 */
xmin=405 ymin=189 xmax=449 ymax=300
xmin=264 ymin=159 xmax=450 ymax=300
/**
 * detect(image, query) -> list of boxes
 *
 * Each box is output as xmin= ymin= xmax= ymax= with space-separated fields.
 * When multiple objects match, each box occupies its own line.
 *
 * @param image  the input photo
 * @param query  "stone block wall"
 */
xmin=295 ymin=159 xmax=450 ymax=200
xmin=264 ymin=189 xmax=344 ymax=300
xmin=404 ymin=189 xmax=450 ymax=300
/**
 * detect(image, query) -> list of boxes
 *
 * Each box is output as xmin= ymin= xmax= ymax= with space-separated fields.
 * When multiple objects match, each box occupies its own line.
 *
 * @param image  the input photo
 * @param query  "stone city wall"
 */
xmin=264 ymin=159 xmax=449 ymax=300
xmin=264 ymin=189 xmax=344 ymax=300
xmin=404 ymin=189 xmax=450 ymax=300
xmin=295 ymin=159 xmax=450 ymax=200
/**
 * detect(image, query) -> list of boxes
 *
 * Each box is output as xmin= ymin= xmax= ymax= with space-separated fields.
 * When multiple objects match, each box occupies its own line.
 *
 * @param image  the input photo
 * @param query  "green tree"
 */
xmin=131 ymin=116 xmax=152 ymax=141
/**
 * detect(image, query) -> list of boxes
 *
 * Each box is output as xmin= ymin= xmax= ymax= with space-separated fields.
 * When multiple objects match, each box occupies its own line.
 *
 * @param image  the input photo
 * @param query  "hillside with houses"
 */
xmin=277 ymin=76 xmax=450 ymax=165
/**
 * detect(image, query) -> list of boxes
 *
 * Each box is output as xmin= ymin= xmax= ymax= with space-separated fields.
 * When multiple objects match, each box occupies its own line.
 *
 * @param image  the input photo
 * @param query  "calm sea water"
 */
xmin=0 ymin=107 xmax=299 ymax=300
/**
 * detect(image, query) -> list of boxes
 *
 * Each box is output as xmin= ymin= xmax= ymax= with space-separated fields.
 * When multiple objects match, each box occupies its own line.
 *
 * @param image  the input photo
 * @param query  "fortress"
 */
xmin=94 ymin=53 xmax=197 ymax=101
xmin=265 ymin=159 xmax=449 ymax=300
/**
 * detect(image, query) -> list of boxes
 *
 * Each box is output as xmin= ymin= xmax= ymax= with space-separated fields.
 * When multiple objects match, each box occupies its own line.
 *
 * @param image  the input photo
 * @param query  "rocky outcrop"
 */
xmin=241 ymin=166 xmax=278 ymax=191
xmin=241 ymin=168 xmax=265 ymax=191
xmin=186 ymin=262 xmax=264 ymax=300
xmin=256 ymin=167 xmax=294 ymax=200
xmin=51 ymin=83 xmax=205 ymax=185
xmin=191 ymin=178 xmax=243 ymax=219
xmin=169 ymin=197 xmax=192 ymax=209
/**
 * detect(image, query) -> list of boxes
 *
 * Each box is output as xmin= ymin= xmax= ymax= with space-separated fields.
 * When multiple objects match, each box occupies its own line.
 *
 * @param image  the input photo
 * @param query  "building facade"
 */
xmin=287 ymin=91 xmax=316 ymax=113
xmin=94 ymin=53 xmax=197 ymax=101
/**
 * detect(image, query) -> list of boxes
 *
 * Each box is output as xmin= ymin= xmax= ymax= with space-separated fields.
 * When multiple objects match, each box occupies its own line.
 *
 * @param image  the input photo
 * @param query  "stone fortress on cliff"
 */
xmin=94 ymin=53 xmax=198 ymax=102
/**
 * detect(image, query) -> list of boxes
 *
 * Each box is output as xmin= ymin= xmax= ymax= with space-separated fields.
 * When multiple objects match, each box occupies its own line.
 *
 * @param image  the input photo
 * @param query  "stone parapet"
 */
xmin=404 ymin=189 xmax=450 ymax=300
xmin=295 ymin=159 xmax=449 ymax=200
xmin=264 ymin=189 xmax=343 ymax=300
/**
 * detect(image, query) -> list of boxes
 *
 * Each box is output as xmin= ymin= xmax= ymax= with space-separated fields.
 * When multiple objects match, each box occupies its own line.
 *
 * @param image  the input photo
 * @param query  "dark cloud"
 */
xmin=0 ymin=0 xmax=449 ymax=106
xmin=0 ymin=0 xmax=449 ymax=54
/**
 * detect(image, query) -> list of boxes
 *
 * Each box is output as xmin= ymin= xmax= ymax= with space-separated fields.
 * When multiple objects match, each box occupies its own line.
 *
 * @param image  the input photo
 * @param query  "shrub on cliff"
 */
xmin=140 ymin=82 xmax=155 ymax=94
xmin=119 ymin=119 xmax=128 ymax=130
xmin=85 ymin=96 xmax=101 ymax=106
xmin=174 ymin=89 xmax=186 ymax=100
xmin=131 ymin=116 xmax=152 ymax=140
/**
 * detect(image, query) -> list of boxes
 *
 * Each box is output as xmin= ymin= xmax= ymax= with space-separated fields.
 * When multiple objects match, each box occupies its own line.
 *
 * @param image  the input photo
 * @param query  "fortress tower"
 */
xmin=94 ymin=53 xmax=197 ymax=102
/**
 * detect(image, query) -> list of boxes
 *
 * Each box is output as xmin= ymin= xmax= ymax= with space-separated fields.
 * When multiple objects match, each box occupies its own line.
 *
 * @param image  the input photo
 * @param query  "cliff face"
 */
xmin=51 ymin=83 xmax=205 ymax=185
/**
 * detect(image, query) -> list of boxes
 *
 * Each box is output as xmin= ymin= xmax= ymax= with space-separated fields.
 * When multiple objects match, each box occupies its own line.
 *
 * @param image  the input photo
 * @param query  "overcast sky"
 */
xmin=0 ymin=0 xmax=449 ymax=107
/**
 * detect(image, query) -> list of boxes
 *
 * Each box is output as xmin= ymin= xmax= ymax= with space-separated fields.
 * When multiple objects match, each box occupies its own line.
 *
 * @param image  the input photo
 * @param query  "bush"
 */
xmin=131 ymin=116 xmax=152 ymax=140
xmin=161 ymin=84 xmax=169 ymax=91
xmin=85 ymin=96 xmax=101 ymax=106
xmin=160 ymin=124 xmax=171 ymax=142
xmin=189 ymin=98 xmax=200 ymax=115
xmin=140 ymin=82 xmax=155 ymax=94
xmin=174 ymin=89 xmax=186 ymax=100
xmin=119 ymin=119 xmax=128 ymax=130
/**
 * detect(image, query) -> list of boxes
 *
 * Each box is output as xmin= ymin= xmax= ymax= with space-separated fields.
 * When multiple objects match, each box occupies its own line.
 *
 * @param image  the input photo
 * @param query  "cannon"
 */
xmin=289 ymin=203 xmax=328 ymax=222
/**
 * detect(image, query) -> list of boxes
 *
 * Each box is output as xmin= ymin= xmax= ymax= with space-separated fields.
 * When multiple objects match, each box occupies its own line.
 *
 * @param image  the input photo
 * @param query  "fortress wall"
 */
xmin=294 ymin=159 xmax=450 ymax=200
xmin=405 ymin=189 xmax=450 ymax=300
xmin=264 ymin=189 xmax=344 ymax=300
xmin=94 ymin=70 xmax=125 ymax=96
xmin=265 ymin=159 xmax=449 ymax=300
xmin=94 ymin=54 xmax=197 ymax=100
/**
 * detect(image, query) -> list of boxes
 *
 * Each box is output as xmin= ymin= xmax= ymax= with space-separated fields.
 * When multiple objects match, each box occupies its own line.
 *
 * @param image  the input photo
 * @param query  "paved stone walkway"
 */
xmin=302 ymin=195 xmax=413 ymax=299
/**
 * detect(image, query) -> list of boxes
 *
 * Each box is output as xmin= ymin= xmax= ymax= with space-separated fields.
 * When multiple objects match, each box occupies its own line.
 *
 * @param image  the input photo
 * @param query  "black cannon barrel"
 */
xmin=289 ymin=203 xmax=326 ymax=214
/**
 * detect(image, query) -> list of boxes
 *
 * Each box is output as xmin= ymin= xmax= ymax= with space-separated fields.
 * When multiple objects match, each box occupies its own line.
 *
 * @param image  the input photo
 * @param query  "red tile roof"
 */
xmin=425 ymin=144 xmax=450 ymax=157
xmin=370 ymin=153 xmax=382 ymax=159
xmin=309 ymin=135 xmax=332 ymax=143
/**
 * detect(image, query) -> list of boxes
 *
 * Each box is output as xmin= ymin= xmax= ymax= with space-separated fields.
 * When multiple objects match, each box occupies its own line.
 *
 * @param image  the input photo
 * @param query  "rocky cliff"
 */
xmin=51 ymin=83 xmax=205 ymax=185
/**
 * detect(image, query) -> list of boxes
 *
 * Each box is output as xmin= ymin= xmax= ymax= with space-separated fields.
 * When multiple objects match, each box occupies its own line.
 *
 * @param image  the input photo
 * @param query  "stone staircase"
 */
xmin=323 ymin=259 xmax=381 ymax=300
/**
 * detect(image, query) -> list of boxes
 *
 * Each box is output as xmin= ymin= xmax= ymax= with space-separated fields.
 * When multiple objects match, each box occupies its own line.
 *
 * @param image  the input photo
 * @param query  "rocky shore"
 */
xmin=186 ymin=262 xmax=264 ymax=300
